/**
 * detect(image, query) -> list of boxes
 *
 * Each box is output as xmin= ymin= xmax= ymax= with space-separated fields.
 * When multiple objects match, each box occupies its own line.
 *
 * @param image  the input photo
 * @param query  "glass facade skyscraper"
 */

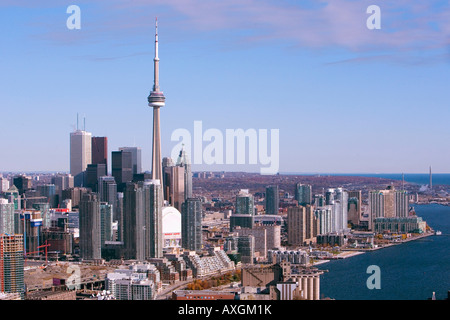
xmin=265 ymin=185 xmax=279 ymax=215
xmin=181 ymin=198 xmax=202 ymax=252
xmin=295 ymin=183 xmax=312 ymax=206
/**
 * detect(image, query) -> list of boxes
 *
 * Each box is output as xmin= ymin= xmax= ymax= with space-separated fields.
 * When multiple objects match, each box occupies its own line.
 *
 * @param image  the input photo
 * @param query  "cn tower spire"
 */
xmin=153 ymin=17 xmax=160 ymax=91
xmin=148 ymin=17 xmax=165 ymax=183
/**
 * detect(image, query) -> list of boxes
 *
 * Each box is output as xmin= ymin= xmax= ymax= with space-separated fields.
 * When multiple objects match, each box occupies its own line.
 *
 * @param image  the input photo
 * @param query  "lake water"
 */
xmin=317 ymin=203 xmax=450 ymax=300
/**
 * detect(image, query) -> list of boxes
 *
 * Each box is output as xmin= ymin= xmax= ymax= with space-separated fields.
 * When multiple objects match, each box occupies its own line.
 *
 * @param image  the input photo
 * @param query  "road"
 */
xmin=156 ymin=279 xmax=192 ymax=300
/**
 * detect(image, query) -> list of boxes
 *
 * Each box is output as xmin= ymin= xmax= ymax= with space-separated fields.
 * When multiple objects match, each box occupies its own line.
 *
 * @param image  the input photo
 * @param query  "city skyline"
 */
xmin=1 ymin=1 xmax=449 ymax=174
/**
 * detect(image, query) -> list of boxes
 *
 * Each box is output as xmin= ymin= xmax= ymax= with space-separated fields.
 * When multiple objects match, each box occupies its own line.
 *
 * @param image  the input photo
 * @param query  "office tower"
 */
xmin=176 ymin=146 xmax=192 ymax=200
xmin=13 ymin=175 xmax=32 ymax=195
xmin=112 ymin=150 xmax=133 ymax=192
xmin=70 ymin=128 xmax=92 ymax=187
xmin=0 ymin=234 xmax=24 ymax=299
xmin=162 ymin=156 xmax=174 ymax=200
xmin=98 ymin=176 xmax=117 ymax=207
xmin=287 ymin=205 xmax=317 ymax=246
xmin=181 ymin=198 xmax=202 ymax=252
xmin=92 ymin=136 xmax=108 ymax=169
xmin=163 ymin=165 xmax=185 ymax=212
xmin=0 ymin=199 xmax=15 ymax=234
xmin=295 ymin=183 xmax=312 ymax=206
xmin=119 ymin=147 xmax=142 ymax=176
xmin=79 ymin=193 xmax=101 ymax=260
xmin=265 ymin=185 xmax=279 ymax=215
xmin=123 ymin=180 xmax=163 ymax=260
xmin=148 ymin=18 xmax=165 ymax=184
xmin=86 ymin=164 xmax=107 ymax=192
xmin=347 ymin=190 xmax=362 ymax=227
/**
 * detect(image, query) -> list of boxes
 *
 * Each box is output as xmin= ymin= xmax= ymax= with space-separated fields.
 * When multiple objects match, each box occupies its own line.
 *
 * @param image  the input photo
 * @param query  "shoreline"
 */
xmin=312 ymin=231 xmax=436 ymax=266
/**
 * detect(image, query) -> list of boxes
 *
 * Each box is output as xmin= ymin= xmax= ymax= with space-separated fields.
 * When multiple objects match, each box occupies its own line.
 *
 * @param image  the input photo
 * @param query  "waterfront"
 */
xmin=318 ymin=204 xmax=450 ymax=300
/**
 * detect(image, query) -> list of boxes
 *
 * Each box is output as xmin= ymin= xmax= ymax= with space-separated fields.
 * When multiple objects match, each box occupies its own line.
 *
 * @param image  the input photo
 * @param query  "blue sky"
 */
xmin=0 ymin=0 xmax=449 ymax=174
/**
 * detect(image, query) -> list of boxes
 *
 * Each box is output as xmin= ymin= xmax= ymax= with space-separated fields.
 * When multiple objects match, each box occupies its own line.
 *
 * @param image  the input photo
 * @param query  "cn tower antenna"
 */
xmin=148 ymin=17 xmax=165 ymax=183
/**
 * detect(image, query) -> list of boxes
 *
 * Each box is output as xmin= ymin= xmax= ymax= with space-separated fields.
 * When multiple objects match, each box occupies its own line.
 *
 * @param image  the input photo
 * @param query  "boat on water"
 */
xmin=435 ymin=230 xmax=442 ymax=235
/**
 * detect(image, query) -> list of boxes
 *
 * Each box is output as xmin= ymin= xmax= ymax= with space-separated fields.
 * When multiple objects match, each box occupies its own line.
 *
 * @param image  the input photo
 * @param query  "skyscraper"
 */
xmin=176 ymin=146 xmax=192 ymax=200
xmin=0 ymin=234 xmax=24 ymax=299
xmin=0 ymin=176 xmax=10 ymax=194
xmin=0 ymin=199 xmax=15 ymax=235
xmin=164 ymin=165 xmax=185 ymax=212
xmin=230 ymin=189 xmax=255 ymax=231
xmin=287 ymin=205 xmax=317 ymax=246
xmin=147 ymin=18 xmax=165 ymax=185
xmin=51 ymin=173 xmax=74 ymax=202
xmin=123 ymin=180 xmax=163 ymax=260
xmin=79 ymin=193 xmax=101 ymax=260
xmin=333 ymin=187 xmax=349 ymax=233
xmin=98 ymin=176 xmax=117 ymax=205
xmin=86 ymin=163 xmax=107 ymax=192
xmin=119 ymin=147 xmax=142 ymax=176
xmin=142 ymin=180 xmax=163 ymax=259
xmin=235 ymin=189 xmax=255 ymax=215
xmin=70 ymin=128 xmax=92 ymax=187
xmin=92 ymin=136 xmax=108 ymax=170
xmin=123 ymin=182 xmax=145 ymax=261
xmin=13 ymin=175 xmax=32 ymax=195
xmin=295 ymin=183 xmax=312 ymax=206
xmin=395 ymin=190 xmax=409 ymax=218
xmin=347 ymin=190 xmax=362 ymax=227
xmin=100 ymin=202 xmax=114 ymax=247
xmin=265 ymin=185 xmax=279 ymax=215
xmin=181 ymin=198 xmax=202 ymax=252
xmin=112 ymin=150 xmax=133 ymax=192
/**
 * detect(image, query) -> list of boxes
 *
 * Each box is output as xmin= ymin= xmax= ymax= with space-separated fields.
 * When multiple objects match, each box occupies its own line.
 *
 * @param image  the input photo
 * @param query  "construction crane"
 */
xmin=25 ymin=240 xmax=51 ymax=264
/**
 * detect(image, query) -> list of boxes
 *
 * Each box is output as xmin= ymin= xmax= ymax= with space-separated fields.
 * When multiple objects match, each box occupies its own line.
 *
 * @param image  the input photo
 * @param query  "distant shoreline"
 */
xmin=312 ymin=231 xmax=436 ymax=266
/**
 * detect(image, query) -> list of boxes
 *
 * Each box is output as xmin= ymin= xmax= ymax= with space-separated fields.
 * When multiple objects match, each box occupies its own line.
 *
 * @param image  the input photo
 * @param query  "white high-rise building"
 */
xmin=70 ymin=129 xmax=92 ymax=185
xmin=0 ymin=177 xmax=10 ymax=194
xmin=325 ymin=188 xmax=348 ymax=233
xmin=314 ymin=206 xmax=333 ymax=235
xmin=0 ymin=199 xmax=15 ymax=235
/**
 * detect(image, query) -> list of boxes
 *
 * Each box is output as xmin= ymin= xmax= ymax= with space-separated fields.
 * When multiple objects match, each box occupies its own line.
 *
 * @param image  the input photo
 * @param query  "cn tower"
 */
xmin=148 ymin=18 xmax=165 ymax=182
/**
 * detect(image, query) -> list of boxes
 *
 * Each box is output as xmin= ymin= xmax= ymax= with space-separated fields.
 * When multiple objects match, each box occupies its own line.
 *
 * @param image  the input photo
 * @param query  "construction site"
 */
xmin=24 ymin=260 xmax=118 ymax=300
